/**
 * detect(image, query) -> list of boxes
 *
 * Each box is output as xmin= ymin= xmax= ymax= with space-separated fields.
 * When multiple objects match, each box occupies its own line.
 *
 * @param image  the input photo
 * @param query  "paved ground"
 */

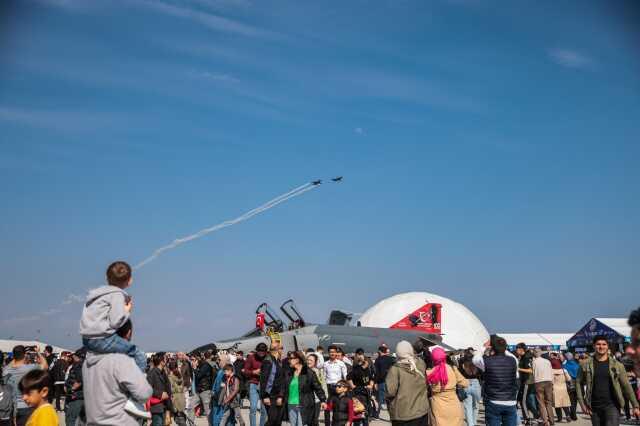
xmin=58 ymin=404 xmax=604 ymax=426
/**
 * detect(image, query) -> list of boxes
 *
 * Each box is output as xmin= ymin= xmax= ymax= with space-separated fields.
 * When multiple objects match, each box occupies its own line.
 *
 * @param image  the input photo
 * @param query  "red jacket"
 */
xmin=243 ymin=354 xmax=263 ymax=385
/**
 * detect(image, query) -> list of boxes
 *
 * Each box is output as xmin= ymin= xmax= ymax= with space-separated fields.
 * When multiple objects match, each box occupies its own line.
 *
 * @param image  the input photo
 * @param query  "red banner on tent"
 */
xmin=390 ymin=303 xmax=442 ymax=333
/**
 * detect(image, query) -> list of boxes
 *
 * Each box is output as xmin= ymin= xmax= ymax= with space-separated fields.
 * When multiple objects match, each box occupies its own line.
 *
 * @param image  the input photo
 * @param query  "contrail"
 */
xmin=134 ymin=182 xmax=317 ymax=269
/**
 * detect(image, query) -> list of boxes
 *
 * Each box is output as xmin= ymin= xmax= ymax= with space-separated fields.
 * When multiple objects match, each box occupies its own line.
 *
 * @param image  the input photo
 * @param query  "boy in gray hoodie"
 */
xmin=79 ymin=261 xmax=146 ymax=371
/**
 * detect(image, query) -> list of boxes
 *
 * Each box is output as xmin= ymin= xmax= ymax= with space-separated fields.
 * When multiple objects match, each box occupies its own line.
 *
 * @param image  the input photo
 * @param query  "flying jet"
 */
xmin=331 ymin=176 xmax=343 ymax=182
xmin=192 ymin=299 xmax=449 ymax=355
xmin=312 ymin=180 xmax=322 ymax=186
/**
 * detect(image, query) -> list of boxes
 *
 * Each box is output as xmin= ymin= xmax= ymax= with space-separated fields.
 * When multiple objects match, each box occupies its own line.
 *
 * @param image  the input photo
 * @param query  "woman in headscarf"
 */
xmin=385 ymin=341 xmax=430 ymax=426
xmin=550 ymin=353 xmax=572 ymax=422
xmin=426 ymin=348 xmax=468 ymax=426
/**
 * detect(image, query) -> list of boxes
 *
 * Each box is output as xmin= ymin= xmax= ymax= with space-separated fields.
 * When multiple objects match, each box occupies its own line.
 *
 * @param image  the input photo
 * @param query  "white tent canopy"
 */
xmin=499 ymin=333 xmax=574 ymax=349
xmin=596 ymin=318 xmax=631 ymax=337
xmin=358 ymin=291 xmax=490 ymax=351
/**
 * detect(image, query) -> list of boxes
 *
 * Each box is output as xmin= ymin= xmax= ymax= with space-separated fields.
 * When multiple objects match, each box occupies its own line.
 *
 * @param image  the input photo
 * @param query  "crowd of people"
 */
xmin=0 ymin=261 xmax=639 ymax=426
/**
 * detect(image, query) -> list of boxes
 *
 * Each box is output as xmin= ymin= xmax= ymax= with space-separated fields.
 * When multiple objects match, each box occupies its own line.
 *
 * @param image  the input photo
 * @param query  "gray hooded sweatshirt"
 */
xmin=83 ymin=352 xmax=152 ymax=426
xmin=79 ymin=286 xmax=130 ymax=338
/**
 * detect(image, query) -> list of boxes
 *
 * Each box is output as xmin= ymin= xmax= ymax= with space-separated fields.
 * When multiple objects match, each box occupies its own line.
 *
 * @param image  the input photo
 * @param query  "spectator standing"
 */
xmin=621 ymin=346 xmax=638 ymax=421
xmin=147 ymin=353 xmax=172 ymax=426
xmin=385 ymin=341 xmax=430 ymax=426
xmin=259 ymin=345 xmax=284 ymax=426
xmin=428 ymin=347 xmax=467 ymax=426
xmin=549 ymin=355 xmax=572 ymax=422
xmin=315 ymin=347 xmax=325 ymax=369
xmin=515 ymin=343 xmax=538 ymax=423
xmin=195 ymin=349 xmax=218 ymax=426
xmin=374 ymin=346 xmax=394 ymax=418
xmin=64 ymin=349 xmax=85 ymax=426
xmin=576 ymin=335 xmax=639 ymax=426
xmin=233 ymin=351 xmax=248 ymax=403
xmin=458 ymin=349 xmax=482 ymax=426
xmin=219 ymin=364 xmax=245 ymax=426
xmin=1 ymin=345 xmax=48 ymax=426
xmin=348 ymin=355 xmax=375 ymax=423
xmin=50 ymin=353 xmax=69 ymax=412
xmin=42 ymin=346 xmax=55 ymax=407
xmin=562 ymin=353 xmax=579 ymax=421
xmin=243 ymin=344 xmax=269 ymax=426
xmin=282 ymin=351 xmax=326 ymax=426
xmin=306 ymin=353 xmax=327 ymax=426
xmin=83 ymin=319 xmax=153 ymax=426
xmin=472 ymin=337 xmax=518 ymax=426
xmin=168 ymin=360 xmax=188 ymax=426
xmin=18 ymin=369 xmax=58 ymax=426
xmin=532 ymin=349 xmax=555 ymax=426
xmin=0 ymin=370 xmax=15 ymax=426
xmin=323 ymin=345 xmax=348 ymax=426
xmin=327 ymin=380 xmax=351 ymax=426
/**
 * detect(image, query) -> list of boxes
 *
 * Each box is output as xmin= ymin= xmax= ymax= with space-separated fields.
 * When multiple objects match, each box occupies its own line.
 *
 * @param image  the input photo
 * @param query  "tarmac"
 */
xmin=57 ymin=403 xmax=606 ymax=426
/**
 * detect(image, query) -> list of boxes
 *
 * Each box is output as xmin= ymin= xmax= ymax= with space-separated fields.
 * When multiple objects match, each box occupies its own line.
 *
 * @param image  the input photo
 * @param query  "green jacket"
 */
xmin=385 ymin=358 xmax=430 ymax=422
xmin=576 ymin=356 xmax=638 ymax=409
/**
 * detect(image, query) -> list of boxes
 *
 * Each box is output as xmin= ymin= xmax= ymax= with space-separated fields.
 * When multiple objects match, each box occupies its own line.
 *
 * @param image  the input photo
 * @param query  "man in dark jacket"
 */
xmin=51 ymin=352 xmax=69 ymax=411
xmin=234 ymin=351 xmax=248 ymax=401
xmin=260 ymin=345 xmax=284 ymax=426
xmin=147 ymin=353 xmax=172 ymax=426
xmin=576 ymin=335 xmax=639 ymax=426
xmin=195 ymin=349 xmax=217 ymax=425
xmin=65 ymin=349 xmax=86 ymax=426
xmin=472 ymin=337 xmax=519 ymax=426
xmin=373 ymin=346 xmax=394 ymax=417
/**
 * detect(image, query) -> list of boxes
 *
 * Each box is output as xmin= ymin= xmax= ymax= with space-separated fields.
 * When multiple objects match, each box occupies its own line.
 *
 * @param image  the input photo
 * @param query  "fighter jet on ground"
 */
xmin=312 ymin=180 xmax=322 ymax=186
xmin=192 ymin=299 xmax=448 ymax=355
xmin=332 ymin=176 xmax=343 ymax=182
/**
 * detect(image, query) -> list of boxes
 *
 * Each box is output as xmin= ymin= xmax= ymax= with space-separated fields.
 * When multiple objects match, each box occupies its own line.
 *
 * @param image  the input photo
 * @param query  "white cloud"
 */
xmin=354 ymin=127 xmax=364 ymax=135
xmin=128 ymin=0 xmax=278 ymax=39
xmin=548 ymin=49 xmax=594 ymax=69
xmin=190 ymin=70 xmax=240 ymax=84
xmin=61 ymin=293 xmax=85 ymax=305
xmin=0 ymin=315 xmax=41 ymax=325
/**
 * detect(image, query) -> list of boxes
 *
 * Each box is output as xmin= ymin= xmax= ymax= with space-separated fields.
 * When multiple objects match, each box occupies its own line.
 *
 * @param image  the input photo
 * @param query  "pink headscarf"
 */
xmin=427 ymin=347 xmax=449 ymax=387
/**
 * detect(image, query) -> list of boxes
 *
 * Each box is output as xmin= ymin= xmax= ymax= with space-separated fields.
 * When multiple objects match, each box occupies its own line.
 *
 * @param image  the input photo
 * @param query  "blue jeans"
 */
xmin=83 ymin=334 xmax=147 ymax=371
xmin=249 ymin=383 xmax=266 ymax=426
xmin=463 ymin=379 xmax=482 ymax=426
xmin=485 ymin=401 xmax=518 ymax=426
xmin=288 ymin=405 xmax=303 ymax=426
xmin=151 ymin=413 xmax=165 ymax=426
xmin=376 ymin=382 xmax=386 ymax=415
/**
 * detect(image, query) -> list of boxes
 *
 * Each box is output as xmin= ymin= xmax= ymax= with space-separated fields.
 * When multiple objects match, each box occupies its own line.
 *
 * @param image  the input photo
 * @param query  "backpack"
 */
xmin=0 ymin=382 xmax=14 ymax=420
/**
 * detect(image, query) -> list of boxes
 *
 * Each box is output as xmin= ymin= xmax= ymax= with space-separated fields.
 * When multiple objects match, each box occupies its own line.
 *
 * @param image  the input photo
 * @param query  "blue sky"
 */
xmin=1 ymin=0 xmax=639 ymax=350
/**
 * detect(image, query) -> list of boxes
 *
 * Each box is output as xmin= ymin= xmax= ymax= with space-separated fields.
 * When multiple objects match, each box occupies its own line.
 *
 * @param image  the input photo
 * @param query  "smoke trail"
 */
xmin=134 ymin=183 xmax=317 ymax=269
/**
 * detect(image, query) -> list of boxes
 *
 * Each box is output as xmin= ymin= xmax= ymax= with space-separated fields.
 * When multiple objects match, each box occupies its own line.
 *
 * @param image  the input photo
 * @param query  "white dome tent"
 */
xmin=358 ymin=292 xmax=489 ymax=351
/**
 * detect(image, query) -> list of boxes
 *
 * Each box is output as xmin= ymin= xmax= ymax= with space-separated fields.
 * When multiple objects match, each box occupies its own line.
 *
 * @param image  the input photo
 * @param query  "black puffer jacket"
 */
xmin=259 ymin=356 xmax=284 ymax=399
xmin=195 ymin=361 xmax=216 ymax=393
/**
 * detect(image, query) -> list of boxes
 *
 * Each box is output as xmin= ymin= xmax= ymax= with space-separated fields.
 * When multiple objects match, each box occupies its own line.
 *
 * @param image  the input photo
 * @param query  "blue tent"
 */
xmin=567 ymin=318 xmax=629 ymax=349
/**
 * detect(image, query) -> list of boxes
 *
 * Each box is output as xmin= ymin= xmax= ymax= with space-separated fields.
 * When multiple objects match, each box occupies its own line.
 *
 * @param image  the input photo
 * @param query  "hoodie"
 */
xmin=83 ymin=352 xmax=152 ymax=426
xmin=79 ymin=286 xmax=130 ymax=338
